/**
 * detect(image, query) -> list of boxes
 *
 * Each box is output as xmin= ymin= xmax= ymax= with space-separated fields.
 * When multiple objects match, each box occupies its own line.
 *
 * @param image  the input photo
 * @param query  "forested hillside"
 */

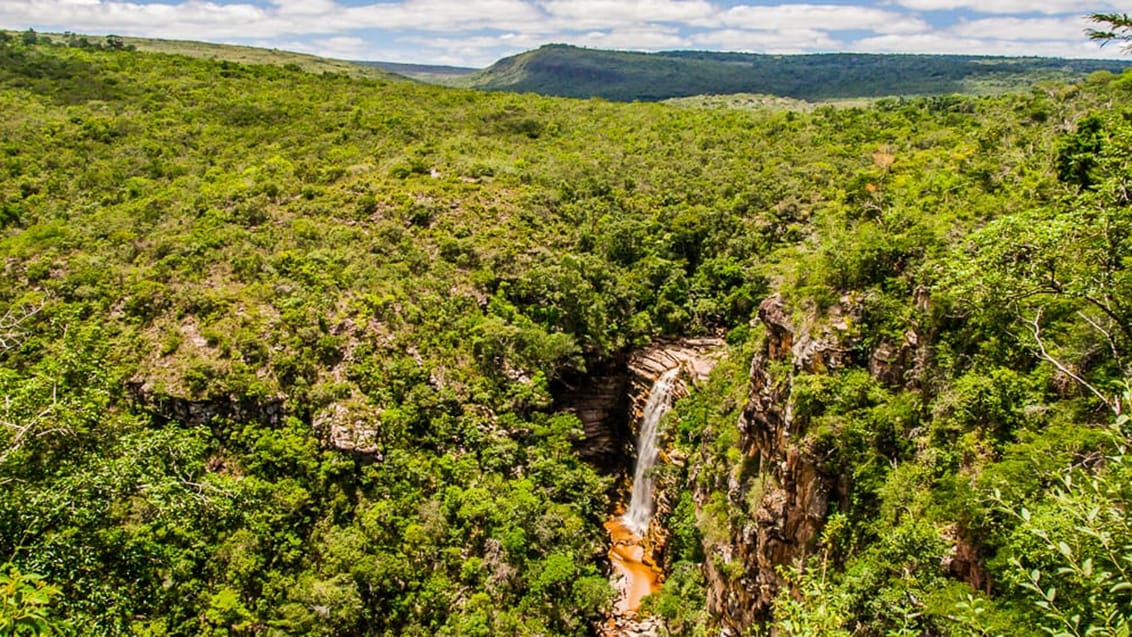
xmin=462 ymin=44 xmax=1132 ymax=101
xmin=1 ymin=33 xmax=1130 ymax=637
xmin=356 ymin=61 xmax=479 ymax=83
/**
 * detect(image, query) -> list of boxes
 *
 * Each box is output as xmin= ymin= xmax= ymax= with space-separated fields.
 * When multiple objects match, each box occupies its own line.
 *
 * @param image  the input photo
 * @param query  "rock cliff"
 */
xmin=128 ymin=378 xmax=285 ymax=429
xmin=556 ymin=361 xmax=633 ymax=468
xmin=696 ymin=295 xmax=862 ymax=630
xmin=557 ymin=338 xmax=724 ymax=470
xmin=627 ymin=338 xmax=726 ymax=391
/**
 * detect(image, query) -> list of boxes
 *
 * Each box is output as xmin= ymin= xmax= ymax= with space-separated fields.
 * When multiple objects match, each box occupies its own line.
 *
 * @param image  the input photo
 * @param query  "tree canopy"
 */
xmin=0 ymin=32 xmax=1130 ymax=637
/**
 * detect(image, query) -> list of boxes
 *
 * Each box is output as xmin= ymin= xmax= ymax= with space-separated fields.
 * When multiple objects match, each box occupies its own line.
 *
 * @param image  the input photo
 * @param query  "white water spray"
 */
xmin=622 ymin=367 xmax=681 ymax=535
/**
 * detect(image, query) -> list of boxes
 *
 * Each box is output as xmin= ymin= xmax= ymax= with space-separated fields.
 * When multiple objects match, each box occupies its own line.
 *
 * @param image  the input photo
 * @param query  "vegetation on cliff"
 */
xmin=0 ymin=31 xmax=1130 ymax=636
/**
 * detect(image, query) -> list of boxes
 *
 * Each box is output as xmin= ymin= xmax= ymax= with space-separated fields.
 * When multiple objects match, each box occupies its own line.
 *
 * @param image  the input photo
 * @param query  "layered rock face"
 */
xmin=624 ymin=338 xmax=725 ymax=559
xmin=627 ymin=338 xmax=726 ymax=395
xmin=128 ymin=379 xmax=284 ymax=429
xmin=555 ymin=360 xmax=633 ymax=468
xmin=697 ymin=295 xmax=867 ymax=631
xmin=558 ymin=339 xmax=724 ymax=469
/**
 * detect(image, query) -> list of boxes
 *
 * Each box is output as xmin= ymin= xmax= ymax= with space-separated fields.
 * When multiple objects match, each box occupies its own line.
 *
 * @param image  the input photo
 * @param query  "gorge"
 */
xmin=597 ymin=341 xmax=723 ymax=634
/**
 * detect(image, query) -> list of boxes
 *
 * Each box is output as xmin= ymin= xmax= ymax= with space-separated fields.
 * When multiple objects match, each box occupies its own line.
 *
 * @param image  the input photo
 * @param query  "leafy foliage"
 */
xmin=1089 ymin=13 xmax=1132 ymax=52
xmin=0 ymin=565 xmax=69 ymax=636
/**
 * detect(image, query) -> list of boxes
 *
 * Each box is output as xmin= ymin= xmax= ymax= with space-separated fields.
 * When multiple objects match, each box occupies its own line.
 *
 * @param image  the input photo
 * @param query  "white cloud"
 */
xmin=0 ymin=0 xmax=291 ymax=39
xmin=269 ymin=0 xmax=338 ymax=15
xmin=340 ymin=0 xmax=546 ymax=33
xmin=949 ymin=15 xmax=1089 ymax=42
xmin=888 ymin=0 xmax=1121 ymax=15
xmin=855 ymin=32 xmax=1126 ymax=58
xmin=691 ymin=27 xmax=839 ymax=52
xmin=855 ymin=10 xmax=1126 ymax=58
xmin=0 ymin=0 xmax=547 ymax=39
xmin=538 ymin=0 xmax=715 ymax=29
xmin=713 ymin=4 xmax=928 ymax=34
xmin=567 ymin=26 xmax=690 ymax=49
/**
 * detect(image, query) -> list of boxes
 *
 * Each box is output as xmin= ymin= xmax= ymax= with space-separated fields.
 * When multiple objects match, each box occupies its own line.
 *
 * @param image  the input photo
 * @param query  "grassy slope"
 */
xmin=10 ymin=30 xmax=397 ymax=79
xmin=663 ymin=93 xmax=830 ymax=111
xmin=122 ymin=36 xmax=397 ymax=78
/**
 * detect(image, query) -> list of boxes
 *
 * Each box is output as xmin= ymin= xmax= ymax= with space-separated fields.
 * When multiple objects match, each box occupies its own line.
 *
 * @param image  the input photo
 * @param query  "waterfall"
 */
xmin=622 ymin=367 xmax=681 ymax=535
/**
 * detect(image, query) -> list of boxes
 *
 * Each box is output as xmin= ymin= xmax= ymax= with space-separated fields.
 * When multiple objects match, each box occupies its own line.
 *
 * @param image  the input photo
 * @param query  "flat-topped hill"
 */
xmin=461 ymin=43 xmax=1131 ymax=101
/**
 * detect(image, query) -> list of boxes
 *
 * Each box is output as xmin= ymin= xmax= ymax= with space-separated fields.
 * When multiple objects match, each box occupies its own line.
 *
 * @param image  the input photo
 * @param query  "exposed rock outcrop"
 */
xmin=558 ymin=338 xmax=724 ymax=469
xmin=627 ymin=338 xmax=724 ymax=402
xmin=312 ymin=397 xmax=383 ymax=458
xmin=696 ymin=295 xmax=859 ymax=630
xmin=128 ymin=379 xmax=284 ymax=429
xmin=942 ymin=524 xmax=991 ymax=594
xmin=131 ymin=377 xmax=387 ymax=458
xmin=556 ymin=363 xmax=632 ymax=467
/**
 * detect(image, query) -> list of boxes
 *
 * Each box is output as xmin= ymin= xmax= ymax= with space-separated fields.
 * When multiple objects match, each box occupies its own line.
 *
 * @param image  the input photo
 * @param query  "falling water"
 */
xmin=622 ymin=367 xmax=681 ymax=535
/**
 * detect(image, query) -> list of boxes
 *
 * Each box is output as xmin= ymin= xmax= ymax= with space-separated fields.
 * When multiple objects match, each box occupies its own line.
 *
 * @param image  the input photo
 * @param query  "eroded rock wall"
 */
xmin=558 ymin=339 xmax=725 ymax=470
xmin=555 ymin=360 xmax=633 ymax=468
xmin=696 ymin=295 xmax=861 ymax=631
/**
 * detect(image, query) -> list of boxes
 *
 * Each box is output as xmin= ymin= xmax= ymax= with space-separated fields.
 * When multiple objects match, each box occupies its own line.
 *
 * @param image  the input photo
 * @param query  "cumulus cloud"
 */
xmin=948 ymin=16 xmax=1090 ymax=42
xmin=0 ymin=0 xmax=547 ymax=39
xmin=339 ymin=0 xmax=546 ymax=33
xmin=855 ymin=32 xmax=1124 ymax=59
xmin=712 ymin=4 xmax=928 ymax=34
xmin=568 ymin=26 xmax=691 ymax=49
xmin=538 ymin=0 xmax=715 ymax=28
xmin=889 ymin=0 xmax=1120 ymax=15
xmin=269 ymin=0 xmax=338 ymax=16
xmin=691 ymin=27 xmax=839 ymax=52
xmin=0 ymin=0 xmax=292 ymax=39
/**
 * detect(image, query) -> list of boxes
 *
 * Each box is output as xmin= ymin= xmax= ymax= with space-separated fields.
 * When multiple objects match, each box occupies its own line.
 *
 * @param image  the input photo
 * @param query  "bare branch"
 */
xmin=0 ymin=381 xmax=66 ymax=466
xmin=1030 ymin=308 xmax=1118 ymax=415
xmin=1079 ymin=293 xmax=1132 ymax=347
xmin=0 ymin=299 xmax=45 ymax=355
xmin=1077 ymin=311 xmax=1121 ymax=363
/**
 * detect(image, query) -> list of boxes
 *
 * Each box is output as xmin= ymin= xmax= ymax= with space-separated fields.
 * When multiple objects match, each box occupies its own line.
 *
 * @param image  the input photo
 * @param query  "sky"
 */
xmin=0 ymin=0 xmax=1125 ymax=67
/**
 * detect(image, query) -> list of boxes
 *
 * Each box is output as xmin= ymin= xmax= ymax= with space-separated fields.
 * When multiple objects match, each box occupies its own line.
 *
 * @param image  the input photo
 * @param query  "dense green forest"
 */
xmin=0 ymin=31 xmax=1130 ymax=637
xmin=461 ymin=44 xmax=1132 ymax=101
